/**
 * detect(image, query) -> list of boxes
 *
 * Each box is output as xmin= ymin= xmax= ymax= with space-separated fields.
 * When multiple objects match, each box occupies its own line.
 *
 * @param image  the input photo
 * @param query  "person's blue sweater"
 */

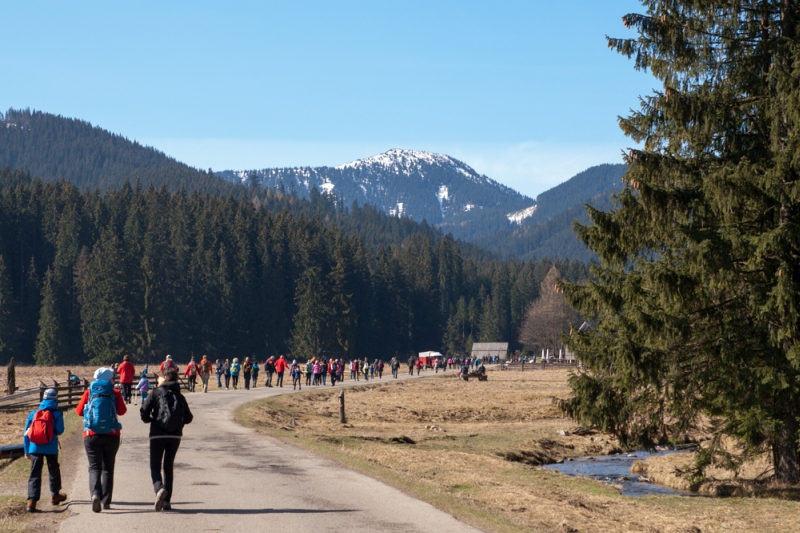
xmin=23 ymin=399 xmax=65 ymax=455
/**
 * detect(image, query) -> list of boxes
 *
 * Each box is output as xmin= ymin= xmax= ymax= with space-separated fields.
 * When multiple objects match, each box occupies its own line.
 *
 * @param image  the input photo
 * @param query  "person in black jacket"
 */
xmin=140 ymin=368 xmax=193 ymax=511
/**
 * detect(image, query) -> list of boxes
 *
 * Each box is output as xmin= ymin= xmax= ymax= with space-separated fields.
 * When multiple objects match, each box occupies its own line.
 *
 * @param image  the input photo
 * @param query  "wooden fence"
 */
xmin=0 ymin=370 xmax=191 ymax=412
xmin=499 ymin=360 xmax=580 ymax=371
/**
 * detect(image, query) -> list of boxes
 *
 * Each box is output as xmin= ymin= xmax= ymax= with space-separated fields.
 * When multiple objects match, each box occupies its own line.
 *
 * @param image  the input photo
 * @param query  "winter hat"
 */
xmin=292 ymin=360 xmax=297 ymax=364
xmin=43 ymin=388 xmax=58 ymax=400
xmin=94 ymin=367 xmax=114 ymax=381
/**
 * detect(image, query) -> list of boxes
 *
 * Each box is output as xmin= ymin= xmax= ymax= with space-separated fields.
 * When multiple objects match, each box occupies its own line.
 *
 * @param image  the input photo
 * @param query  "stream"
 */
xmin=543 ymin=450 xmax=697 ymax=497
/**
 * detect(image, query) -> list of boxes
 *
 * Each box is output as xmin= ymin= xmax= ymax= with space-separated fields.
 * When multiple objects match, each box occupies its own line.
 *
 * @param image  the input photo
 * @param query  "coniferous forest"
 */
xmin=0 ymin=166 xmax=587 ymax=366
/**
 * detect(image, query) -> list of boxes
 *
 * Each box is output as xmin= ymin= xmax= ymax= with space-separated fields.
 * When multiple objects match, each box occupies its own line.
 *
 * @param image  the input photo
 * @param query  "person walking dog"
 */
xmin=76 ymin=367 xmax=127 ymax=512
xmin=140 ymin=368 xmax=193 ymax=511
xmin=23 ymin=388 xmax=67 ymax=512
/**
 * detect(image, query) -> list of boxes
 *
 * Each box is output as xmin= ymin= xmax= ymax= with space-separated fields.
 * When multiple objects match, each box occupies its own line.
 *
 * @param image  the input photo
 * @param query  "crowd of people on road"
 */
xmin=21 ymin=351 xmax=491 ymax=515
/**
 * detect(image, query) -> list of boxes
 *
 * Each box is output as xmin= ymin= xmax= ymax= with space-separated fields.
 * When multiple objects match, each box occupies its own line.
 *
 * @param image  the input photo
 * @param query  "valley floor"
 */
xmin=238 ymin=368 xmax=800 ymax=533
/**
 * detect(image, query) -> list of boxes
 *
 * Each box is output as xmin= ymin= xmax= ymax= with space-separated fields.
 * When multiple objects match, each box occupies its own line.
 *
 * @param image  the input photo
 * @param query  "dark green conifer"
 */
xmin=562 ymin=1 xmax=800 ymax=483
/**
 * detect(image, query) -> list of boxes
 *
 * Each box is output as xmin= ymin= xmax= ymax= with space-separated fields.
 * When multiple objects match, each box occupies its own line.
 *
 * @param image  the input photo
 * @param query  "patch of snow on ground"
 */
xmin=321 ymin=180 xmax=335 ymax=194
xmin=507 ymin=205 xmax=537 ymax=225
xmin=463 ymin=204 xmax=475 ymax=212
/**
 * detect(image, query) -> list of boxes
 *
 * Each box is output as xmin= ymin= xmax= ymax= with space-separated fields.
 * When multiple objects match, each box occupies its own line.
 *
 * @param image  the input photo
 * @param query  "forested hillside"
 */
xmin=0 ymin=167 xmax=586 ymax=366
xmin=465 ymin=165 xmax=626 ymax=261
xmin=0 ymin=108 xmax=237 ymax=195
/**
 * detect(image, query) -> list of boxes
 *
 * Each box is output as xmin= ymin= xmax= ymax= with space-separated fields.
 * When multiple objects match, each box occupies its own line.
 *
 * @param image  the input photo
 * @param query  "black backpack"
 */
xmin=156 ymin=388 xmax=186 ymax=433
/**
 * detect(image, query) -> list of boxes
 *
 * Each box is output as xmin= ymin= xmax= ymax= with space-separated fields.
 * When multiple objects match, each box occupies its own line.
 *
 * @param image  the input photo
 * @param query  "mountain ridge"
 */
xmin=218 ymin=148 xmax=535 ymax=226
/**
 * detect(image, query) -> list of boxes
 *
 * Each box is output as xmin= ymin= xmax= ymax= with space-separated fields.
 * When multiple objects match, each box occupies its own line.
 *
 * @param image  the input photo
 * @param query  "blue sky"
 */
xmin=1 ymin=1 xmax=655 ymax=198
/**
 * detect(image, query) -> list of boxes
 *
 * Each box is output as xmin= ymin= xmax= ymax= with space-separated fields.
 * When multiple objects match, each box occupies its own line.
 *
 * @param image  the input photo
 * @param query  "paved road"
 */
xmin=60 ymin=371 xmax=480 ymax=533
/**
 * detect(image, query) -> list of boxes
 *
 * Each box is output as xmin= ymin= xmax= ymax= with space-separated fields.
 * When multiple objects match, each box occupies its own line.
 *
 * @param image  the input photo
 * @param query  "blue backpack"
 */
xmin=84 ymin=380 xmax=121 ymax=434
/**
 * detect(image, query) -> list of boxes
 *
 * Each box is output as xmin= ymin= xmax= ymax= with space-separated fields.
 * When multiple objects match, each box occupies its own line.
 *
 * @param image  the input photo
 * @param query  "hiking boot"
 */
xmin=155 ymin=488 xmax=167 ymax=511
xmin=103 ymin=503 xmax=111 ymax=510
xmin=26 ymin=500 xmax=36 ymax=513
xmin=162 ymin=502 xmax=172 ymax=511
xmin=51 ymin=492 xmax=67 ymax=505
xmin=92 ymin=495 xmax=102 ymax=513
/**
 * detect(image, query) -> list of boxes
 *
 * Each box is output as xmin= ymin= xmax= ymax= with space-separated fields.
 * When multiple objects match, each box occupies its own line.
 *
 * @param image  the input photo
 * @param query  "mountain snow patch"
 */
xmin=389 ymin=202 xmax=406 ymax=218
xmin=507 ymin=205 xmax=537 ymax=225
xmin=321 ymin=179 xmax=335 ymax=194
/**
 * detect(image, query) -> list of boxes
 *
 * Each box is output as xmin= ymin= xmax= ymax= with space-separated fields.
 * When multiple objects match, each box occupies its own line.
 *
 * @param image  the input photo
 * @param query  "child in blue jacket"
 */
xmin=23 ymin=388 xmax=67 ymax=512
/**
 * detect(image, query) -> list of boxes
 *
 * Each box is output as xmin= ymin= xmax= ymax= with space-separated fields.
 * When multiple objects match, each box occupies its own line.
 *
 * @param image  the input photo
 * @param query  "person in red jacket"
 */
xmin=117 ymin=355 xmax=135 ymax=404
xmin=75 ymin=368 xmax=128 ymax=512
xmin=274 ymin=354 xmax=287 ymax=388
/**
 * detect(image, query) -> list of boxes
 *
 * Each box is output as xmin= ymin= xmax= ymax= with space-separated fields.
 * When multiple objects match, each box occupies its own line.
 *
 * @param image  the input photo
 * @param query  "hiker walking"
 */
xmin=304 ymin=360 xmax=313 ymax=386
xmin=321 ymin=357 xmax=328 ymax=385
xmin=329 ymin=359 xmax=337 ymax=386
xmin=159 ymin=354 xmax=177 ymax=373
xmin=222 ymin=359 xmax=231 ymax=390
xmin=23 ymin=388 xmax=67 ymax=513
xmin=264 ymin=356 xmax=275 ymax=387
xmin=230 ymin=358 xmax=241 ymax=389
xmin=408 ymin=356 xmax=415 ymax=376
xmin=140 ymin=368 xmax=194 ymax=511
xmin=290 ymin=360 xmax=301 ymax=390
xmin=376 ymin=359 xmax=384 ymax=379
xmin=391 ymin=357 xmax=399 ymax=379
xmin=252 ymin=360 xmax=260 ymax=388
xmin=215 ymin=359 xmax=224 ymax=388
xmin=274 ymin=354 xmax=287 ymax=387
xmin=136 ymin=371 xmax=151 ymax=405
xmin=312 ymin=359 xmax=322 ymax=385
xmin=76 ymin=368 xmax=127 ymax=512
xmin=117 ymin=355 xmax=135 ymax=404
xmin=198 ymin=355 xmax=212 ymax=393
xmin=243 ymin=357 xmax=253 ymax=390
xmin=184 ymin=357 xmax=199 ymax=393
xmin=362 ymin=358 xmax=370 ymax=381
xmin=415 ymin=358 xmax=422 ymax=376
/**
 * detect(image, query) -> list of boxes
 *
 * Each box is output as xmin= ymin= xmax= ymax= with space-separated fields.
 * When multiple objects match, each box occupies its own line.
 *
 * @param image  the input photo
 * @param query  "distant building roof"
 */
xmin=471 ymin=342 xmax=509 ymax=358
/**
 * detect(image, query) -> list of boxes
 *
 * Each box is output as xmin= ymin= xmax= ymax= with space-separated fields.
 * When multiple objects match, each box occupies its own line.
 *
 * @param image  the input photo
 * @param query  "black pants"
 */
xmin=121 ymin=383 xmax=132 ymax=403
xmin=224 ymin=374 xmax=230 ymax=388
xmin=28 ymin=453 xmax=61 ymax=501
xmin=276 ymin=371 xmax=284 ymax=387
xmin=149 ymin=437 xmax=181 ymax=502
xmin=232 ymin=375 xmax=239 ymax=388
xmin=244 ymin=373 xmax=251 ymax=389
xmin=187 ymin=376 xmax=197 ymax=392
xmin=84 ymin=434 xmax=120 ymax=506
xmin=252 ymin=373 xmax=258 ymax=388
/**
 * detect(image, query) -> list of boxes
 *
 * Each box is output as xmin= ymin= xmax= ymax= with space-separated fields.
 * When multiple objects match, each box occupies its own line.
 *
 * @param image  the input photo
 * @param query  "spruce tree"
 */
xmin=81 ymin=225 xmax=134 ymax=364
xmin=290 ymin=267 xmax=333 ymax=360
xmin=562 ymin=1 xmax=800 ymax=484
xmin=0 ymin=256 xmax=12 ymax=360
xmin=34 ymin=268 xmax=65 ymax=365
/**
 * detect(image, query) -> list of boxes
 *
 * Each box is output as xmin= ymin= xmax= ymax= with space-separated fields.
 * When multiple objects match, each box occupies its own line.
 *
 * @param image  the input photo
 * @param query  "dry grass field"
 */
xmin=238 ymin=368 xmax=800 ymax=533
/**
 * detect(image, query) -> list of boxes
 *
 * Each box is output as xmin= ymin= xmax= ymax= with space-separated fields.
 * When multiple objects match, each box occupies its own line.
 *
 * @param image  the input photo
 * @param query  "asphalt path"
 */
xmin=60 ymin=370 xmax=480 ymax=533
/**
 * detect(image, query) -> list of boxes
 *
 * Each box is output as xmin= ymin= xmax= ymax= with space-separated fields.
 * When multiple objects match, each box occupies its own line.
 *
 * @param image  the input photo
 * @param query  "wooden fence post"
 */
xmin=339 ymin=390 xmax=346 ymax=423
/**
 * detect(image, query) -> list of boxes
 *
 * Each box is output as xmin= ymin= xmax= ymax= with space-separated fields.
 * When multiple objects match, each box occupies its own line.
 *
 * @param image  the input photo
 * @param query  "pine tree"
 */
xmin=562 ymin=1 xmax=800 ymax=484
xmin=0 ymin=256 xmax=13 ymax=360
xmin=34 ymin=268 xmax=65 ymax=365
xmin=290 ymin=267 xmax=333 ymax=359
xmin=81 ymin=225 xmax=134 ymax=364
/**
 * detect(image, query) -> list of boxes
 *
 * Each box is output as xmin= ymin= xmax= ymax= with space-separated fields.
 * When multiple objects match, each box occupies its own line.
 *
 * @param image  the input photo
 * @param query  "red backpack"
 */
xmin=27 ymin=409 xmax=55 ymax=445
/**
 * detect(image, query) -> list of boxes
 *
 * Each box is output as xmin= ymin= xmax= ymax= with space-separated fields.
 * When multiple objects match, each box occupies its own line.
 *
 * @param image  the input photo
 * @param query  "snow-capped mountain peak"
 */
xmin=219 ymin=148 xmax=533 ymax=227
xmin=336 ymin=148 xmax=459 ymax=172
